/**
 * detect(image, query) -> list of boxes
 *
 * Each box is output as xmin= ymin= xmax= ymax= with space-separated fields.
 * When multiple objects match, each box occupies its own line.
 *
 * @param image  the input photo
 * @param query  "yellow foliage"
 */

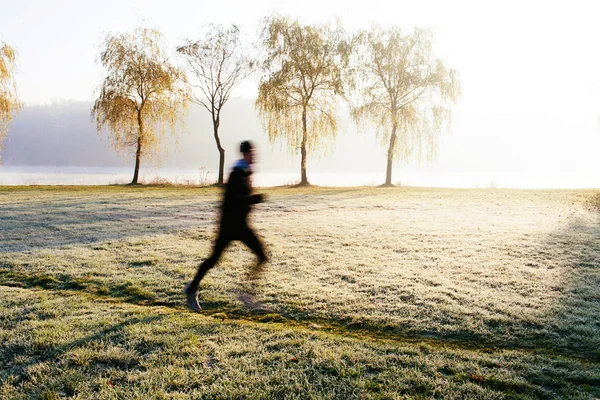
xmin=0 ymin=42 xmax=21 ymax=161
xmin=348 ymin=25 xmax=461 ymax=169
xmin=256 ymin=16 xmax=349 ymax=184
xmin=92 ymin=27 xmax=188 ymax=181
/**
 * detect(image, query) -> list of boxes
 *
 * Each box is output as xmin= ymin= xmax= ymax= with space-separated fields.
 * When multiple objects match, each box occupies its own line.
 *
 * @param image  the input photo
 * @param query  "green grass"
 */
xmin=1 ymin=185 xmax=599 ymax=399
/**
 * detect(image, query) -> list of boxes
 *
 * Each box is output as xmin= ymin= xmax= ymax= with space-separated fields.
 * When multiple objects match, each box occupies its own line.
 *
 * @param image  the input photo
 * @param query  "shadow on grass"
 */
xmin=0 ymin=266 xmax=233 ymax=311
xmin=0 ymin=187 xmax=220 ymax=252
xmin=0 ymin=314 xmax=166 ymax=391
xmin=1 ymin=189 xmax=598 ymax=366
xmin=0 ymin=268 xmax=163 ymax=306
xmin=537 ymin=192 xmax=600 ymax=361
xmin=0 ymin=186 xmax=383 ymax=252
xmin=3 ymin=257 xmax=599 ymax=365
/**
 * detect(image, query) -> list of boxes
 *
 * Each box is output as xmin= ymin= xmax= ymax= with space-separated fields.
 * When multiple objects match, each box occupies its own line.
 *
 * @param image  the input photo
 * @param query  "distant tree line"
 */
xmin=1 ymin=15 xmax=461 ymax=186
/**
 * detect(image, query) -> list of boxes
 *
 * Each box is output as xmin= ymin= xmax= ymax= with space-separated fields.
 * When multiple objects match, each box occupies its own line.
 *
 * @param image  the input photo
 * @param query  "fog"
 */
xmin=1 ymin=99 xmax=599 ymax=188
xmin=0 ymin=99 xmax=388 ymax=186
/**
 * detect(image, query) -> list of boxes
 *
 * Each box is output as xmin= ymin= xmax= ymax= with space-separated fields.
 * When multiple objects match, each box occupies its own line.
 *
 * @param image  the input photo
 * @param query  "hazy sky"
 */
xmin=1 ymin=0 xmax=599 ymax=187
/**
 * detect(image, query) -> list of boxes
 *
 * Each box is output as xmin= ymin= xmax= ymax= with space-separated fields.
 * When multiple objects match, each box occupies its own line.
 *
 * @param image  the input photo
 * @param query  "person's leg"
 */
xmin=239 ymin=226 xmax=268 ymax=262
xmin=187 ymin=232 xmax=230 ymax=294
xmin=238 ymin=226 xmax=269 ymax=292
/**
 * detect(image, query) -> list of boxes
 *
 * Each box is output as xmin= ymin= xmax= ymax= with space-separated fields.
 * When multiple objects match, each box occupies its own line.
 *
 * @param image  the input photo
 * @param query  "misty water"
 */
xmin=1 ymin=165 xmax=597 ymax=189
xmin=0 ymin=166 xmax=385 ymax=187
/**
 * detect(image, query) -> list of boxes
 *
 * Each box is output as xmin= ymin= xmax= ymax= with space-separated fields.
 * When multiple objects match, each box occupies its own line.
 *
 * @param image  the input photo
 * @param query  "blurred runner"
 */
xmin=185 ymin=140 xmax=268 ymax=311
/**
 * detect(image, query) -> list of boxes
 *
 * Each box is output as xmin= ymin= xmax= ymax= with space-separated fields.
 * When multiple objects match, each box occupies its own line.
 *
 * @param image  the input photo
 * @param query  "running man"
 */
xmin=185 ymin=140 xmax=268 ymax=311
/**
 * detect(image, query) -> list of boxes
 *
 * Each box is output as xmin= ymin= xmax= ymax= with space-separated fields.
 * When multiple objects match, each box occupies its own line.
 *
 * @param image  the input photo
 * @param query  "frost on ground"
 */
xmin=0 ymin=186 xmax=599 ymax=398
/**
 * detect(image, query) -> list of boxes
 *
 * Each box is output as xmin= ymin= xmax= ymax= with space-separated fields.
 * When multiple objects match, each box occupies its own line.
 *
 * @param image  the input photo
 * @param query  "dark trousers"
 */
xmin=188 ymin=224 xmax=267 ymax=293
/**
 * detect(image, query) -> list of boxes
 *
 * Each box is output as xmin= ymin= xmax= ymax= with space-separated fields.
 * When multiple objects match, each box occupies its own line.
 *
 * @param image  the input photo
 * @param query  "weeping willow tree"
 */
xmin=349 ymin=25 xmax=461 ymax=186
xmin=177 ymin=24 xmax=254 ymax=185
xmin=92 ymin=27 xmax=188 ymax=184
xmin=0 ymin=42 xmax=21 ymax=161
xmin=256 ymin=16 xmax=349 ymax=186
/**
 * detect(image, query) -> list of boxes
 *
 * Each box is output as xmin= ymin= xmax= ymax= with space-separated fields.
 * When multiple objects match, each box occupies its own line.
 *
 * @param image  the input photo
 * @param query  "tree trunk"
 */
xmin=213 ymin=115 xmax=225 ymax=186
xmin=132 ymin=112 xmax=143 ymax=185
xmin=300 ymin=106 xmax=309 ymax=186
xmin=384 ymin=122 xmax=397 ymax=187
xmin=218 ymin=147 xmax=225 ymax=186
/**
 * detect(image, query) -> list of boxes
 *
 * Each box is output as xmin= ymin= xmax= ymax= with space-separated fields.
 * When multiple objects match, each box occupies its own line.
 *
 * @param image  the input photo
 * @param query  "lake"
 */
xmin=0 ymin=165 xmax=597 ymax=188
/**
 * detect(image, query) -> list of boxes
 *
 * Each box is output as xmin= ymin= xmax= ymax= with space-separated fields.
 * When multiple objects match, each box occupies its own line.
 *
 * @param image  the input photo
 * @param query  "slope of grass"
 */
xmin=1 ymin=186 xmax=599 ymax=398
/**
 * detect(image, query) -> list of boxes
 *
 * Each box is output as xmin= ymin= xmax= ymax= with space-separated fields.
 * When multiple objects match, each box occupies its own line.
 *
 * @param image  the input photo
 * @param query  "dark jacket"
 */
xmin=220 ymin=161 xmax=262 ymax=229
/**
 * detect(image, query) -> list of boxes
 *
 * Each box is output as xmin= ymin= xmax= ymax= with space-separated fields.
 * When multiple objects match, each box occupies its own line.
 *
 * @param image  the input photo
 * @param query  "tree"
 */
xmin=92 ymin=27 xmax=187 ymax=184
xmin=0 ymin=41 xmax=21 ymax=161
xmin=177 ymin=25 xmax=254 ymax=186
xmin=256 ymin=16 xmax=349 ymax=186
xmin=348 ymin=25 xmax=461 ymax=186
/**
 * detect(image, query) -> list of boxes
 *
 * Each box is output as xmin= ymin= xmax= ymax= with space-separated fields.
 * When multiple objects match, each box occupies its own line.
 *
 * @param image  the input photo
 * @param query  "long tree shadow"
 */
xmin=537 ymin=193 xmax=600 ymax=361
xmin=4 ymin=248 xmax=599 ymax=366
xmin=0 ymin=314 xmax=166 ymax=392
xmin=0 ymin=187 xmax=220 ymax=251
xmin=0 ymin=186 xmax=385 ymax=252
xmin=262 ymin=192 xmax=600 ymax=363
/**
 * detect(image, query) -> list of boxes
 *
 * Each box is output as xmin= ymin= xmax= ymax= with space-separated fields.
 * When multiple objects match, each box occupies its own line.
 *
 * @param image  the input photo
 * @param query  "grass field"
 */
xmin=1 ymin=185 xmax=599 ymax=399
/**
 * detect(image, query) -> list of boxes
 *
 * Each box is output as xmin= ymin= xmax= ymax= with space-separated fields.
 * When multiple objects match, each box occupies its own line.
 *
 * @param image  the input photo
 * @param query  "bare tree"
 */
xmin=0 ymin=41 xmax=21 ymax=161
xmin=348 ymin=25 xmax=461 ymax=186
xmin=177 ymin=25 xmax=254 ymax=185
xmin=92 ymin=27 xmax=188 ymax=184
xmin=256 ymin=16 xmax=349 ymax=186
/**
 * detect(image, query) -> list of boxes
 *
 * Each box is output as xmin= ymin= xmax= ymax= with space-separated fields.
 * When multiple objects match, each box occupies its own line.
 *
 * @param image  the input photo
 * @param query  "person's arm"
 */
xmin=246 ymin=193 xmax=263 ymax=205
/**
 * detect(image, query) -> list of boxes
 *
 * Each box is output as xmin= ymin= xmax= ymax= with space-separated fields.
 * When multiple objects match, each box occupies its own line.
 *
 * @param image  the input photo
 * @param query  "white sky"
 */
xmin=1 ymin=0 xmax=600 ymax=187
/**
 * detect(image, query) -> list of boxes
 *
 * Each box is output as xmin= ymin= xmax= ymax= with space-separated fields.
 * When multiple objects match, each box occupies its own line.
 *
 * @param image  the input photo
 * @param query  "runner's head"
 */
xmin=240 ymin=141 xmax=255 ymax=164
